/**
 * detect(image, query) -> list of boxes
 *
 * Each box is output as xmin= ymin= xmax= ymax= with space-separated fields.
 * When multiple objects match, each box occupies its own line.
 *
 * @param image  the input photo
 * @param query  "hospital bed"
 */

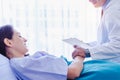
xmin=1 ymin=54 xmax=120 ymax=80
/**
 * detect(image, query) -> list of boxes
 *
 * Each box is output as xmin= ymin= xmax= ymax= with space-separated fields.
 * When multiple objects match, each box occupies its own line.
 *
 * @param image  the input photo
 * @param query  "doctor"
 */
xmin=72 ymin=0 xmax=120 ymax=63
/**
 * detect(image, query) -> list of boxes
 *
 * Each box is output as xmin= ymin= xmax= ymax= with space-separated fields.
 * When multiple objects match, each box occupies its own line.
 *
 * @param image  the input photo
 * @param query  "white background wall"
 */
xmin=0 ymin=0 xmax=101 ymax=60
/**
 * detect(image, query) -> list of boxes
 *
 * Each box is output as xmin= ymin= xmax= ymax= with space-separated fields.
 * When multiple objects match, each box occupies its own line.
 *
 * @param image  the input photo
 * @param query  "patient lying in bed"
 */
xmin=1 ymin=52 xmax=120 ymax=80
xmin=1 ymin=25 xmax=120 ymax=80
xmin=11 ymin=52 xmax=120 ymax=80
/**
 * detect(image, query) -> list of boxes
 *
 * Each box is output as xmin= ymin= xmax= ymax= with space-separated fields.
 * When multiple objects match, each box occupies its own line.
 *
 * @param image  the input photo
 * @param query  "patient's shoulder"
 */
xmin=0 ymin=54 xmax=17 ymax=80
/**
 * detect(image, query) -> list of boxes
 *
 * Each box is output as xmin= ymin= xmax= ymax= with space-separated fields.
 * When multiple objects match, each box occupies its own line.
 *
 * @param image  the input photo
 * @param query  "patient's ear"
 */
xmin=4 ymin=38 xmax=12 ymax=47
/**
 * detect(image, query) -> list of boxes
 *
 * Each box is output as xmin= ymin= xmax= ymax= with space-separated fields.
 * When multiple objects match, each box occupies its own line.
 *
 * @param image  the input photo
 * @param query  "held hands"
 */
xmin=72 ymin=45 xmax=86 ymax=59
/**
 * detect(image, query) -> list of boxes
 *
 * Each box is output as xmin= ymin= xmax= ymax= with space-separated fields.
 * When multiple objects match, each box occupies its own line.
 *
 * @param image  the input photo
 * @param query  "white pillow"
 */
xmin=0 ymin=54 xmax=17 ymax=80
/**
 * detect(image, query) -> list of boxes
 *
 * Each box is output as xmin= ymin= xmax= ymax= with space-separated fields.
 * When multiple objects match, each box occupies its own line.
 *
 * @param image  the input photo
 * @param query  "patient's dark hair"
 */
xmin=0 ymin=25 xmax=14 ymax=57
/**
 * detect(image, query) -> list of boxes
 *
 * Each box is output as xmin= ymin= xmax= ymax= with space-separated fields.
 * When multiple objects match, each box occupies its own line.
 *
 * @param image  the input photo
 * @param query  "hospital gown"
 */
xmin=10 ymin=51 xmax=68 ymax=80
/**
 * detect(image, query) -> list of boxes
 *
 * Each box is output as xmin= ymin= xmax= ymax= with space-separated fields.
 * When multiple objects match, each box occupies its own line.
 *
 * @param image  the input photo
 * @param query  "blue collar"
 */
xmin=102 ymin=0 xmax=110 ymax=10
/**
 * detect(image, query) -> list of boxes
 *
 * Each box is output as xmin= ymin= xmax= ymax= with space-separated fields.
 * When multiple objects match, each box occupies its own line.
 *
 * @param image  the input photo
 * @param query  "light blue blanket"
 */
xmin=63 ymin=57 xmax=120 ymax=80
xmin=77 ymin=60 xmax=120 ymax=80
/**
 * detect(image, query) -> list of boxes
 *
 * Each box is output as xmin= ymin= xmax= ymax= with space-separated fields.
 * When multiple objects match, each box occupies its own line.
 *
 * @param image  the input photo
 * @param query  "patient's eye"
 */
xmin=18 ymin=34 xmax=22 ymax=38
xmin=19 ymin=35 xmax=22 ymax=37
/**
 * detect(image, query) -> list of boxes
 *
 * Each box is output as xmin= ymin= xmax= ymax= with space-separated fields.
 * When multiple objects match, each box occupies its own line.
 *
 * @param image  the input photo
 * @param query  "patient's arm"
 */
xmin=67 ymin=56 xmax=84 ymax=79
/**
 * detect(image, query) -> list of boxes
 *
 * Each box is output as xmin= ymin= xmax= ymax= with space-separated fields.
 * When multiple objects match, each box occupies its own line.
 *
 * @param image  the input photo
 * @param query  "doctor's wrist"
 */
xmin=84 ymin=49 xmax=91 ymax=57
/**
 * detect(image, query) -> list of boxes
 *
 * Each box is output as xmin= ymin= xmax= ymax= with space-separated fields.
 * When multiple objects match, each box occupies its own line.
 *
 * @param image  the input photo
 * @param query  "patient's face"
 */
xmin=89 ymin=0 xmax=106 ymax=8
xmin=7 ymin=30 xmax=28 ymax=58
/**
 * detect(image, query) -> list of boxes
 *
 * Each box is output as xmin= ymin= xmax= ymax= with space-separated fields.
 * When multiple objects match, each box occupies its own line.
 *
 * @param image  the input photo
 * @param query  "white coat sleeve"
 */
xmin=89 ymin=7 xmax=120 ymax=60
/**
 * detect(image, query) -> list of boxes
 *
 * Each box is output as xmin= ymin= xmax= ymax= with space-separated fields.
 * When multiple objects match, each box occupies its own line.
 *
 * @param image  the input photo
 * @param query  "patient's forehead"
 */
xmin=13 ymin=30 xmax=21 ymax=36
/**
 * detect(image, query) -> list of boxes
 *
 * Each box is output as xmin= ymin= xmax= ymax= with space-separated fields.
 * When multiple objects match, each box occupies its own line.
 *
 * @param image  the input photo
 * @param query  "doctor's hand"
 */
xmin=72 ymin=45 xmax=86 ymax=59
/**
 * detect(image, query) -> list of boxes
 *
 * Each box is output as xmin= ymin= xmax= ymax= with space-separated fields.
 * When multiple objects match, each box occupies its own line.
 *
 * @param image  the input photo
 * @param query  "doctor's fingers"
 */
xmin=72 ymin=49 xmax=85 ymax=58
xmin=73 ymin=45 xmax=85 ymax=51
xmin=73 ymin=45 xmax=80 ymax=48
xmin=72 ymin=50 xmax=77 ymax=58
